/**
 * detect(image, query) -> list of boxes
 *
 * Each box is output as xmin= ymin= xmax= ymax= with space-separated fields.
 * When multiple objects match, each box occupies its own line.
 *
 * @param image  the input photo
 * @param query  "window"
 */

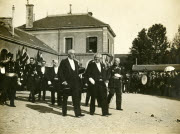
xmin=65 ymin=38 xmax=73 ymax=53
xmin=108 ymin=39 xmax=110 ymax=53
xmin=86 ymin=37 xmax=97 ymax=53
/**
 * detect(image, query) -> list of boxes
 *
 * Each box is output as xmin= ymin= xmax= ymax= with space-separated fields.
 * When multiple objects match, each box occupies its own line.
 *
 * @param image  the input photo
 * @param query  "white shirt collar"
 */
xmin=96 ymin=62 xmax=101 ymax=72
xmin=54 ymin=66 xmax=58 ymax=74
xmin=68 ymin=58 xmax=75 ymax=71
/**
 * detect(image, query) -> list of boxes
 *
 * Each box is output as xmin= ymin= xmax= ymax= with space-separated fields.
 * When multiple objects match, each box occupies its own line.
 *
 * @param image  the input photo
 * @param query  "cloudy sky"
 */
xmin=0 ymin=0 xmax=180 ymax=54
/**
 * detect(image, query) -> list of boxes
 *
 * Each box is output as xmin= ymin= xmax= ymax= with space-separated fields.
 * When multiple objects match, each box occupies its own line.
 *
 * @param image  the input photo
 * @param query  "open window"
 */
xmin=86 ymin=37 xmax=97 ymax=53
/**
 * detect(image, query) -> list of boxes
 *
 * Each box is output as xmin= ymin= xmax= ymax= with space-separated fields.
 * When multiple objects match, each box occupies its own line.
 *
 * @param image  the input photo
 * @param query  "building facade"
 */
xmin=18 ymin=2 xmax=116 ymax=59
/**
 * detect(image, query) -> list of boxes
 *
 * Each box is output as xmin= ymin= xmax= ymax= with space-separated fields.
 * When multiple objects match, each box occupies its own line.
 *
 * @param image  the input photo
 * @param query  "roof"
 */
xmin=132 ymin=64 xmax=180 ymax=71
xmin=18 ymin=13 xmax=116 ymax=37
xmin=0 ymin=24 xmax=58 ymax=55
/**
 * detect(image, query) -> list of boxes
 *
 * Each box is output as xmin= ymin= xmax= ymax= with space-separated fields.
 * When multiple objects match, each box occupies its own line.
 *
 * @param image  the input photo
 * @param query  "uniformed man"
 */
xmin=25 ymin=57 xmax=38 ymax=103
xmin=0 ymin=49 xmax=8 ymax=105
xmin=4 ymin=52 xmax=18 ymax=107
xmin=107 ymin=58 xmax=123 ymax=110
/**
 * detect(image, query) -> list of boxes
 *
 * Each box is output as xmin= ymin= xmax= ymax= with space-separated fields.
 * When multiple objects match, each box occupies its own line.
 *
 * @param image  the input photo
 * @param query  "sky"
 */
xmin=0 ymin=0 xmax=180 ymax=54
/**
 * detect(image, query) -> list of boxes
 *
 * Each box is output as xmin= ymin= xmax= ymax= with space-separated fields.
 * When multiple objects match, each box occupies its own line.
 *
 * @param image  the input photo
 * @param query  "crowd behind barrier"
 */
xmin=122 ymin=71 xmax=180 ymax=98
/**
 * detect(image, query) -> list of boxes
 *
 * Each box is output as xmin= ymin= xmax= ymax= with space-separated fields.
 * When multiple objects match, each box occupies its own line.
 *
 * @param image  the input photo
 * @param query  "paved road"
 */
xmin=0 ymin=91 xmax=180 ymax=134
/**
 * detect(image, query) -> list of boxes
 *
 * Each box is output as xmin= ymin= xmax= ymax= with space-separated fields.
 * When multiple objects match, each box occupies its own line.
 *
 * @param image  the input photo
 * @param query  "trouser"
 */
xmin=39 ymin=89 xmax=46 ymax=100
xmin=62 ymin=89 xmax=81 ymax=116
xmin=38 ymin=80 xmax=47 ymax=100
xmin=51 ymin=81 xmax=62 ymax=105
xmin=107 ymin=87 xmax=122 ymax=109
xmin=27 ymin=77 xmax=36 ymax=103
xmin=90 ymin=81 xmax=108 ymax=115
xmin=85 ymin=90 xmax=90 ymax=106
xmin=86 ymin=86 xmax=101 ymax=107
xmin=4 ymin=76 xmax=17 ymax=106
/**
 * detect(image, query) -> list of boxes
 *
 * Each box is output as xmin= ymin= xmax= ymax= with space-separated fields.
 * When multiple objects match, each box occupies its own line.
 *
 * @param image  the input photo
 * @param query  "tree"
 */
xmin=147 ymin=24 xmax=169 ymax=64
xmin=171 ymin=25 xmax=180 ymax=64
xmin=130 ymin=28 xmax=152 ymax=65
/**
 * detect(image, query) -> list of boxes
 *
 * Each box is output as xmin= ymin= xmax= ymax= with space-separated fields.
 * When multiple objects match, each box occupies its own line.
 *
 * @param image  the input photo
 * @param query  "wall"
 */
xmin=107 ymin=30 xmax=114 ymax=55
xmin=29 ymin=30 xmax=59 ymax=52
xmin=29 ymin=28 xmax=103 ymax=54
xmin=0 ymin=39 xmax=58 ymax=67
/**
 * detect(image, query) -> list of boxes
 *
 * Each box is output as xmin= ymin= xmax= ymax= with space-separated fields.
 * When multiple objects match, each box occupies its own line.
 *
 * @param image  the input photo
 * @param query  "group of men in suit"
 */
xmin=1 ymin=48 xmax=124 ymax=118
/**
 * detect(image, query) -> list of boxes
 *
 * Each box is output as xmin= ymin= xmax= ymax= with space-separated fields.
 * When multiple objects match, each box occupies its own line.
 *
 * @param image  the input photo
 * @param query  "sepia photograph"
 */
xmin=0 ymin=0 xmax=180 ymax=133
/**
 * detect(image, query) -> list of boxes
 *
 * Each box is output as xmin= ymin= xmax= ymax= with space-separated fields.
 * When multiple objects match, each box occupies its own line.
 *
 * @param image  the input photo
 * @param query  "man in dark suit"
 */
xmin=37 ymin=60 xmax=49 ymax=101
xmin=25 ymin=57 xmax=38 ymax=103
xmin=48 ymin=60 xmax=62 ymax=105
xmin=86 ymin=53 xmax=110 ymax=116
xmin=59 ymin=49 xmax=84 ymax=118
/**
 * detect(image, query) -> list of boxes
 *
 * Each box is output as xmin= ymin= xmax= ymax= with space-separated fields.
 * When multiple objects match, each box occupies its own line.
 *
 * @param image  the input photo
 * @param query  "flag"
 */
xmin=16 ymin=47 xmax=21 ymax=61
xmin=36 ymin=50 xmax=43 ymax=64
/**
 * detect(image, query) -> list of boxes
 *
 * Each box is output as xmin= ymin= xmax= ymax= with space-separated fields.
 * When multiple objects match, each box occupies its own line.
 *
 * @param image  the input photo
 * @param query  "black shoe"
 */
xmin=116 ymin=108 xmax=123 ymax=111
xmin=10 ymin=105 xmax=16 ymax=107
xmin=79 ymin=114 xmax=85 ymax=116
xmin=62 ymin=113 xmax=67 ymax=116
xmin=75 ymin=115 xmax=80 ymax=118
xmin=106 ymin=113 xmax=112 ymax=116
xmin=90 ymin=113 xmax=94 ymax=115
xmin=102 ymin=114 xmax=108 ymax=117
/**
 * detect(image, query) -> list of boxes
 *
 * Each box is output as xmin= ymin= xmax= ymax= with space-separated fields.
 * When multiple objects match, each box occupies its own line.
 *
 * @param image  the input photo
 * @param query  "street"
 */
xmin=0 ymin=91 xmax=180 ymax=134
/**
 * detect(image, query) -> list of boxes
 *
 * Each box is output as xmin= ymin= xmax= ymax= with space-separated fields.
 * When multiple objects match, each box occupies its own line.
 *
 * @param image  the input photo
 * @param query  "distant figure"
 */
xmin=37 ymin=60 xmax=49 ymax=101
xmin=25 ymin=57 xmax=38 ymax=103
xmin=48 ymin=60 xmax=62 ymax=105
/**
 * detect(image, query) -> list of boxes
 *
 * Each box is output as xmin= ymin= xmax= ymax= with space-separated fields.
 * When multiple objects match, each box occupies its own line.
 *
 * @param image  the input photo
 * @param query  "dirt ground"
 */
xmin=0 ymin=91 xmax=180 ymax=134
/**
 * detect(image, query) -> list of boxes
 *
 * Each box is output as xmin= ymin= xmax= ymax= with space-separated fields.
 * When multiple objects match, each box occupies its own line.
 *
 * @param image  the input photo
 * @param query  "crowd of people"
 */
xmin=0 ymin=49 xmax=124 ymax=118
xmin=122 ymin=70 xmax=180 ymax=97
xmin=0 ymin=48 xmax=180 ymax=118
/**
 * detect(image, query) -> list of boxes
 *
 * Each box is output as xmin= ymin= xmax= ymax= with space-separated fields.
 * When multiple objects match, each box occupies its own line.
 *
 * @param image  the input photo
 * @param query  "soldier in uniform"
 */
xmin=0 ymin=49 xmax=8 ymax=105
xmin=4 ymin=52 xmax=18 ymax=107
xmin=107 ymin=58 xmax=123 ymax=110
xmin=25 ymin=57 xmax=38 ymax=103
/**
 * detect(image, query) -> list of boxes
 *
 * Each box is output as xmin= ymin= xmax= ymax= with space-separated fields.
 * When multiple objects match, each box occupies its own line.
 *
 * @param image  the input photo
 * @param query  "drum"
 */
xmin=141 ymin=74 xmax=147 ymax=85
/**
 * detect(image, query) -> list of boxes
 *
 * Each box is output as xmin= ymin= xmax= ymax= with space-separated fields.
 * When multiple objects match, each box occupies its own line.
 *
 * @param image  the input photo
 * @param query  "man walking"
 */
xmin=107 ymin=58 xmax=123 ymax=110
xmin=86 ymin=53 xmax=110 ymax=116
xmin=59 ymin=49 xmax=84 ymax=118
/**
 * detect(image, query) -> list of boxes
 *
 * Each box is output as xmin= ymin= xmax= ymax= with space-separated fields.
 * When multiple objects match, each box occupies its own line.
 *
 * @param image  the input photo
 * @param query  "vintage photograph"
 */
xmin=0 ymin=0 xmax=180 ymax=133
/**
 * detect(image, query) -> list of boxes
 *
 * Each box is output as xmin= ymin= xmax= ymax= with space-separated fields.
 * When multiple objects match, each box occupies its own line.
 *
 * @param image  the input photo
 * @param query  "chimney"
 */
xmin=26 ymin=0 xmax=34 ymax=28
xmin=12 ymin=5 xmax=15 ymax=36
xmin=88 ymin=12 xmax=93 ymax=16
xmin=68 ymin=4 xmax=72 ymax=14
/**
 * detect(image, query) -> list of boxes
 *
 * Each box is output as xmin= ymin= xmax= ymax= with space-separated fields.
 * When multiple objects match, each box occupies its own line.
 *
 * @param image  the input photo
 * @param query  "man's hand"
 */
xmin=62 ymin=81 xmax=68 ymax=85
xmin=89 ymin=78 xmax=95 ymax=85
xmin=48 ymin=81 xmax=52 ymax=85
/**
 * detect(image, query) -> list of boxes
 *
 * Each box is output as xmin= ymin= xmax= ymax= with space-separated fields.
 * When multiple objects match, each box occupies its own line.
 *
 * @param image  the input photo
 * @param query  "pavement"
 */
xmin=0 ymin=91 xmax=180 ymax=134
